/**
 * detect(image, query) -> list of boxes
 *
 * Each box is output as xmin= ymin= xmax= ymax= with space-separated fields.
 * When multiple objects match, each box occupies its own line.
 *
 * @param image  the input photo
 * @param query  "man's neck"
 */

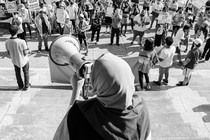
xmin=10 ymin=35 xmax=18 ymax=39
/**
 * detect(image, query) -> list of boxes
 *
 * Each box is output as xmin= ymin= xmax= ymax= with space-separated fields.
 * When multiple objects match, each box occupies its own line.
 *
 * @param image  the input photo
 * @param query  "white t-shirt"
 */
xmin=133 ymin=15 xmax=150 ymax=32
xmin=106 ymin=7 xmax=114 ymax=17
xmin=177 ymin=0 xmax=186 ymax=7
xmin=172 ymin=29 xmax=185 ymax=47
xmin=66 ymin=5 xmax=77 ymax=20
xmin=5 ymin=38 xmax=29 ymax=68
xmin=159 ymin=46 xmax=176 ymax=67
xmin=152 ymin=2 xmax=164 ymax=11
xmin=157 ymin=12 xmax=171 ymax=24
xmin=56 ymin=9 xmax=69 ymax=24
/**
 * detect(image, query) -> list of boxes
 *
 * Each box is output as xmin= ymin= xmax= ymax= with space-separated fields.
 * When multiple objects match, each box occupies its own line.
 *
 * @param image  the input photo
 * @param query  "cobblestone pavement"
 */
xmin=0 ymin=24 xmax=210 ymax=140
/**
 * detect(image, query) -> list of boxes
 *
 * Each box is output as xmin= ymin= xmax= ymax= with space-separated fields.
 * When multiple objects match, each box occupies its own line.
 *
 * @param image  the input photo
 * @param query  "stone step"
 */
xmin=0 ymin=125 xmax=56 ymax=140
xmin=151 ymin=123 xmax=210 ymax=139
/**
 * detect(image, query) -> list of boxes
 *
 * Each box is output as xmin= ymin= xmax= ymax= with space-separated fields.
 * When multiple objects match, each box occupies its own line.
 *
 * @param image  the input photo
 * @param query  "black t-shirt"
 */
xmin=185 ymin=48 xmax=201 ymax=69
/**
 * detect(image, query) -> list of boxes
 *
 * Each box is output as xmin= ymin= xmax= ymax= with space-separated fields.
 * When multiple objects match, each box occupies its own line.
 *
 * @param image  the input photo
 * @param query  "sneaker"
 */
xmin=123 ymin=34 xmax=126 ymax=37
xmin=130 ymin=41 xmax=134 ymax=45
xmin=153 ymin=81 xmax=161 ymax=86
xmin=37 ymin=50 xmax=41 ymax=53
xmin=17 ymin=86 xmax=24 ymax=91
xmin=23 ymin=84 xmax=31 ymax=91
xmin=116 ymin=43 xmax=120 ymax=46
xmin=110 ymin=43 xmax=113 ymax=46
xmin=163 ymin=79 xmax=168 ymax=85
xmin=95 ymin=42 xmax=98 ymax=45
xmin=184 ymin=49 xmax=188 ymax=53
xmin=146 ymin=83 xmax=151 ymax=89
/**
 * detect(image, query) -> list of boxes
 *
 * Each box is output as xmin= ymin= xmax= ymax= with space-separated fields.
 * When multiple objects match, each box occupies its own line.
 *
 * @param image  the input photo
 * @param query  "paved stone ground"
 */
xmin=1 ymin=22 xmax=210 ymax=139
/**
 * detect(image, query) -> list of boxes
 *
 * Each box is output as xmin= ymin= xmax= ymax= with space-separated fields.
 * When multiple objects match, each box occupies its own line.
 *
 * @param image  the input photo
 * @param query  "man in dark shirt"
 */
xmin=177 ymin=38 xmax=203 ymax=86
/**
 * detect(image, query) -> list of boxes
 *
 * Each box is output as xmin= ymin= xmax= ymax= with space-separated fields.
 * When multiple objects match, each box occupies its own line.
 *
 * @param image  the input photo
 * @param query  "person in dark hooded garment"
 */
xmin=53 ymin=53 xmax=151 ymax=140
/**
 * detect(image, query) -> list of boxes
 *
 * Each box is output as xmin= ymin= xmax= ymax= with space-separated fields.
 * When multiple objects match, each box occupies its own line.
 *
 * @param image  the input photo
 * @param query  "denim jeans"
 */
xmin=14 ymin=62 xmax=29 ymax=88
xmin=37 ymin=33 xmax=48 ymax=50
xmin=138 ymin=71 xmax=149 ymax=89
xmin=158 ymin=66 xmax=169 ymax=83
xmin=91 ymin=26 xmax=101 ymax=42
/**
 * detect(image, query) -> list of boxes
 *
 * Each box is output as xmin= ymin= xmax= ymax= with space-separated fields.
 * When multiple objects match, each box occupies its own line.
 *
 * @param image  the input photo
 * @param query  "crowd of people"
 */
xmin=4 ymin=0 xmax=210 ymax=139
xmin=5 ymin=0 xmax=210 ymax=91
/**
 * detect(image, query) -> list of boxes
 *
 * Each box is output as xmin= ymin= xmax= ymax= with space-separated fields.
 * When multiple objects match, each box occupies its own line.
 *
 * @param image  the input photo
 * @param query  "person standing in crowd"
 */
xmin=56 ymin=2 xmax=69 ymax=35
xmin=10 ymin=12 xmax=25 ymax=41
xmin=77 ymin=14 xmax=89 ymax=55
xmin=137 ymin=38 xmax=158 ymax=91
xmin=173 ymin=24 xmax=190 ymax=64
xmin=5 ymin=25 xmax=31 ymax=91
xmin=184 ymin=2 xmax=194 ymax=28
xmin=35 ymin=9 xmax=51 ymax=53
xmin=149 ymin=0 xmax=164 ymax=29
xmin=143 ymin=0 xmax=151 ymax=16
xmin=104 ymin=1 xmax=114 ymax=33
xmin=153 ymin=37 xmax=175 ymax=86
xmin=66 ymin=0 xmax=78 ymax=34
xmin=48 ymin=4 xmax=56 ymax=34
xmin=110 ymin=8 xmax=122 ymax=46
xmin=168 ymin=0 xmax=178 ymax=30
xmin=120 ymin=0 xmax=131 ymax=36
xmin=202 ymin=37 xmax=210 ymax=62
xmin=130 ymin=3 xmax=140 ymax=31
xmin=176 ymin=38 xmax=203 ymax=86
xmin=177 ymin=0 xmax=186 ymax=11
xmin=171 ymin=8 xmax=185 ymax=37
xmin=90 ymin=8 xmax=102 ymax=44
xmin=18 ymin=4 xmax=32 ymax=38
xmin=84 ymin=0 xmax=94 ymax=24
xmin=131 ymin=10 xmax=150 ymax=45
xmin=53 ymin=53 xmax=151 ymax=140
xmin=154 ymin=7 xmax=170 ymax=47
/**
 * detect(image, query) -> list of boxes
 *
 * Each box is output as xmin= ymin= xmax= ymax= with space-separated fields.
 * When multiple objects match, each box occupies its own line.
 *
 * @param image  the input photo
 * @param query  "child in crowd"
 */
xmin=77 ymin=14 xmax=89 ymax=55
xmin=177 ymin=38 xmax=203 ymax=86
xmin=138 ymin=38 xmax=158 ymax=91
xmin=153 ymin=37 xmax=175 ymax=86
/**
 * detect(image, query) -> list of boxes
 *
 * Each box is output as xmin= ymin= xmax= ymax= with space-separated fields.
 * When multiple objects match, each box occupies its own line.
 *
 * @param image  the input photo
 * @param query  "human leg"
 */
xmin=116 ymin=28 xmax=120 ymax=45
xmin=138 ymin=71 xmax=144 ymax=90
xmin=37 ymin=33 xmax=42 ymax=51
xmin=144 ymin=73 xmax=151 ymax=89
xmin=131 ymin=30 xmax=138 ymax=44
xmin=22 ymin=62 xmax=30 ymax=88
xmin=91 ymin=28 xmax=96 ymax=42
xmin=43 ymin=34 xmax=49 ymax=51
xmin=26 ymin=22 xmax=32 ymax=37
xmin=14 ymin=65 xmax=24 ymax=88
xmin=96 ymin=27 xmax=101 ymax=42
xmin=158 ymin=66 xmax=164 ymax=83
xmin=110 ymin=27 xmax=115 ymax=45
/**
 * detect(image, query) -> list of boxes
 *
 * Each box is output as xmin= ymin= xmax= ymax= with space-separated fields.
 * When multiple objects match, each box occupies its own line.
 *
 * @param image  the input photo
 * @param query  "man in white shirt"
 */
xmin=66 ymin=0 xmax=78 ymax=33
xmin=173 ymin=24 xmax=190 ymax=64
xmin=131 ymin=10 xmax=150 ymax=45
xmin=5 ymin=25 xmax=31 ymax=91
xmin=153 ymin=37 xmax=175 ymax=86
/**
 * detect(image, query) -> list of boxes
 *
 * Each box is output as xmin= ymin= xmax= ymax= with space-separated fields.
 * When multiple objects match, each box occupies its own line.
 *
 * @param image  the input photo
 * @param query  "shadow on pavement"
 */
xmin=31 ymin=85 xmax=72 ymax=90
xmin=193 ymin=104 xmax=210 ymax=122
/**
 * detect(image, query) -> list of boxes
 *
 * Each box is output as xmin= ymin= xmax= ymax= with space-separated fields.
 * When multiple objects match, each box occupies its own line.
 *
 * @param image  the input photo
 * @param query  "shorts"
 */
xmin=143 ymin=6 xmax=149 ymax=11
xmin=105 ymin=17 xmax=112 ymax=24
xmin=183 ymin=68 xmax=194 ymax=78
xmin=121 ymin=17 xmax=129 ymax=25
